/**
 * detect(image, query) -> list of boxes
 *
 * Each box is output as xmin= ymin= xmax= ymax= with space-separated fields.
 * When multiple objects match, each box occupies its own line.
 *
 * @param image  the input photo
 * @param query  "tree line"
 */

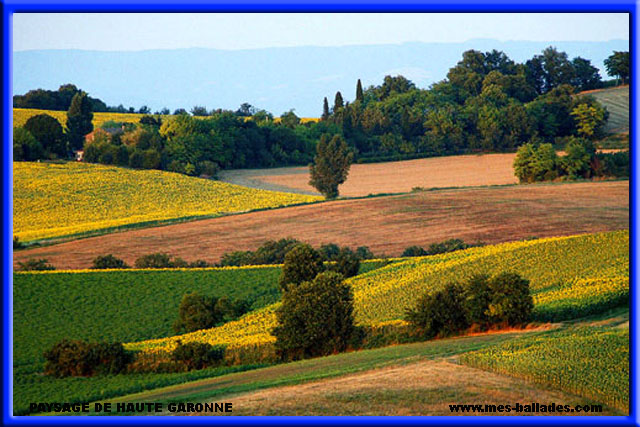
xmin=14 ymin=48 xmax=628 ymax=177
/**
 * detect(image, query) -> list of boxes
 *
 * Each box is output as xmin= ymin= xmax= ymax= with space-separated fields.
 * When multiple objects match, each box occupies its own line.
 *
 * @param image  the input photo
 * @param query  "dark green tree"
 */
xmin=309 ymin=134 xmax=354 ymax=199
xmin=13 ymin=127 xmax=43 ymax=161
xmin=23 ymin=114 xmax=67 ymax=157
xmin=334 ymin=91 xmax=344 ymax=111
xmin=273 ymin=271 xmax=355 ymax=360
xmin=173 ymin=292 xmax=220 ymax=334
xmin=66 ymin=91 xmax=94 ymax=151
xmin=487 ymin=272 xmax=533 ymax=325
xmin=405 ymin=283 xmax=469 ymax=339
xmin=571 ymin=57 xmax=602 ymax=91
xmin=356 ymin=79 xmax=364 ymax=101
xmin=279 ymin=243 xmax=325 ymax=291
xmin=604 ymin=51 xmax=630 ymax=85
xmin=321 ymin=97 xmax=330 ymax=121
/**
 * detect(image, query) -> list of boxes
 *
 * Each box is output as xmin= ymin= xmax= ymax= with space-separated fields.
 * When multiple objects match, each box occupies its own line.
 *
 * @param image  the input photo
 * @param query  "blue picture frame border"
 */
xmin=2 ymin=2 xmax=636 ymax=426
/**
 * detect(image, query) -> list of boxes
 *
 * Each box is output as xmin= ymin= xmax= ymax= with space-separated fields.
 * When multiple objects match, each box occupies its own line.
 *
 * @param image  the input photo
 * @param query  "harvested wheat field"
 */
xmin=13 ymin=180 xmax=628 ymax=270
xmin=220 ymin=151 xmax=623 ymax=197
xmin=219 ymin=153 xmax=520 ymax=197
xmin=197 ymin=359 xmax=619 ymax=416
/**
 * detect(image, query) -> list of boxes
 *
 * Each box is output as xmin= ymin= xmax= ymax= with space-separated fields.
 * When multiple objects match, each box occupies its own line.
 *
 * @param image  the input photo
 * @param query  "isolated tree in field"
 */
xmin=66 ymin=91 xmax=94 ymax=151
xmin=273 ymin=271 xmax=355 ymax=360
xmin=309 ymin=134 xmax=354 ymax=199
xmin=604 ymin=51 xmax=630 ymax=85
xmin=321 ymin=97 xmax=330 ymax=121
xmin=356 ymin=79 xmax=364 ymax=102
xmin=279 ymin=243 xmax=325 ymax=291
xmin=173 ymin=292 xmax=219 ymax=334
xmin=334 ymin=91 xmax=344 ymax=111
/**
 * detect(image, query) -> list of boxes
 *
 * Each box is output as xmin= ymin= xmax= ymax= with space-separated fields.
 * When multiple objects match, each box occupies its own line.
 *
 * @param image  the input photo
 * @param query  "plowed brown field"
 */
xmin=13 ymin=181 xmax=628 ymax=270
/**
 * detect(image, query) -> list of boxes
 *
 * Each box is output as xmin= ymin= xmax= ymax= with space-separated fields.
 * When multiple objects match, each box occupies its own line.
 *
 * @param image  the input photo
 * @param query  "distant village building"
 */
xmin=84 ymin=125 xmax=125 ymax=144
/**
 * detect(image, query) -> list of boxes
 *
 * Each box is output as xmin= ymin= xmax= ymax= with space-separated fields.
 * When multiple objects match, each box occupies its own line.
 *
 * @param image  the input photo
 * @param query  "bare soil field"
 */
xmin=219 ymin=153 xmax=520 ymax=197
xmin=220 ymin=150 xmax=623 ymax=197
xmin=14 ymin=180 xmax=628 ymax=270
xmin=202 ymin=359 xmax=618 ymax=416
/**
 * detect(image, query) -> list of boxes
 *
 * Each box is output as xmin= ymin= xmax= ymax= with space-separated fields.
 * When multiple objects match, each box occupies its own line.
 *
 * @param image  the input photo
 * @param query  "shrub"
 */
xmin=405 ymin=283 xmax=469 ymax=339
xmin=427 ymin=238 xmax=469 ymax=255
xmin=597 ymin=151 xmax=629 ymax=177
xmin=486 ymin=272 xmax=533 ymax=325
xmin=559 ymin=138 xmax=592 ymax=179
xmin=513 ymin=142 xmax=558 ymax=183
xmin=319 ymin=243 xmax=341 ymax=261
xmin=128 ymin=150 xmax=144 ymax=169
xmin=197 ymin=160 xmax=220 ymax=178
xmin=43 ymin=339 xmax=132 ymax=377
xmin=328 ymin=247 xmax=360 ymax=278
xmin=18 ymin=258 xmax=55 ymax=271
xmin=173 ymin=292 xmax=219 ymax=334
xmin=91 ymin=254 xmax=129 ymax=269
xmin=462 ymin=274 xmax=493 ymax=327
xmin=279 ymin=243 xmax=325 ymax=291
xmin=134 ymin=253 xmax=174 ymax=268
xmin=13 ymin=236 xmax=24 ymax=250
xmin=402 ymin=246 xmax=427 ymax=257
xmin=218 ymin=251 xmax=257 ymax=267
xmin=273 ymin=271 xmax=355 ymax=360
xmin=171 ymin=341 xmax=225 ymax=370
xmin=355 ymin=246 xmax=375 ymax=260
xmin=13 ymin=127 xmax=44 ymax=161
xmin=215 ymin=297 xmax=251 ymax=323
xmin=189 ymin=259 xmax=212 ymax=268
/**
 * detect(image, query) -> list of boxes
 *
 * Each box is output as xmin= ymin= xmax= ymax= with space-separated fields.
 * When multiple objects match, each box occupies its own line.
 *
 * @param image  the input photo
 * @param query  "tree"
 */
xmin=279 ymin=243 xmax=325 ymax=291
xmin=334 ymin=91 xmax=344 ymax=111
xmin=13 ymin=127 xmax=43 ymax=161
xmin=486 ymin=272 xmax=533 ymax=325
xmin=570 ymin=103 xmax=606 ymax=139
xmin=525 ymin=47 xmax=575 ymax=94
xmin=272 ymin=271 xmax=355 ymax=360
xmin=66 ymin=91 xmax=94 ymax=151
xmin=236 ymin=103 xmax=256 ymax=117
xmin=309 ymin=134 xmax=354 ymax=199
xmin=462 ymin=274 xmax=492 ymax=327
xmin=571 ymin=57 xmax=602 ymax=91
xmin=604 ymin=51 xmax=630 ymax=85
xmin=191 ymin=106 xmax=209 ymax=116
xmin=321 ymin=97 xmax=330 ymax=121
xmin=356 ymin=79 xmax=364 ymax=102
xmin=91 ymin=254 xmax=130 ymax=269
xmin=280 ymin=110 xmax=300 ymax=129
xmin=513 ymin=141 xmax=558 ymax=183
xmin=173 ymin=292 xmax=219 ymax=334
xmin=405 ymin=283 xmax=469 ymax=339
xmin=23 ymin=114 xmax=67 ymax=157
xmin=327 ymin=247 xmax=360 ymax=278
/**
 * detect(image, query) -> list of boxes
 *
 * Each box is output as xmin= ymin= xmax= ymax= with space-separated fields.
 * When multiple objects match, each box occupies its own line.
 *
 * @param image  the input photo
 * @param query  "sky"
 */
xmin=14 ymin=13 xmax=629 ymax=51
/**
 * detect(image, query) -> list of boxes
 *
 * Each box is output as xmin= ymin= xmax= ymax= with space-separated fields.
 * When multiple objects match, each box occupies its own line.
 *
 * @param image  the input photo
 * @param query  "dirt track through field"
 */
xmin=13 ymin=181 xmax=628 ymax=270
xmin=198 ymin=359 xmax=619 ymax=416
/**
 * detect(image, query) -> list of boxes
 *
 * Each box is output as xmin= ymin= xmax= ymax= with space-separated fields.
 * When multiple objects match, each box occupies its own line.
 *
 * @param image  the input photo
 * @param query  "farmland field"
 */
xmin=578 ymin=85 xmax=629 ymax=134
xmin=13 ymin=108 xmax=319 ymax=130
xmin=14 ymin=180 xmax=628 ymax=270
xmin=219 ymin=153 xmax=520 ymax=197
xmin=13 ymin=108 xmax=154 ymax=129
xmin=461 ymin=326 xmax=629 ymax=412
xmin=13 ymin=162 xmax=320 ymax=242
xmin=13 ymin=260 xmax=386 ymax=368
xmin=128 ymin=231 xmax=629 ymax=355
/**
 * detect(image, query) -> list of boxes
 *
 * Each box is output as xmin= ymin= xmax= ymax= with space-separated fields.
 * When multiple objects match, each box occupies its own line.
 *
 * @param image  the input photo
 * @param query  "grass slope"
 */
xmin=13 ymin=162 xmax=320 ymax=242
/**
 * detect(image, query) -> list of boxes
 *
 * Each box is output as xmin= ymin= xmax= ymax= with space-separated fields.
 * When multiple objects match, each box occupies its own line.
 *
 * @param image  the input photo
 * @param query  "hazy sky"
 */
xmin=14 ymin=13 xmax=629 ymax=51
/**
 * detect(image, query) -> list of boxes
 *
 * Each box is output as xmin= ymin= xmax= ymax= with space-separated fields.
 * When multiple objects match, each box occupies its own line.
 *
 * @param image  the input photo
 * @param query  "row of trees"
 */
xmin=13 ymin=92 xmax=93 ymax=161
xmin=15 ymin=48 xmax=626 ymax=185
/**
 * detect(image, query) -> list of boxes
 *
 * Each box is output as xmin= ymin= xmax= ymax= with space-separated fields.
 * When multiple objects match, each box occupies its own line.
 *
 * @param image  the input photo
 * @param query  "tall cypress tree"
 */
xmin=356 ymin=79 xmax=364 ymax=102
xmin=66 ymin=91 xmax=94 ymax=151
xmin=334 ymin=91 xmax=344 ymax=111
xmin=321 ymin=97 xmax=330 ymax=121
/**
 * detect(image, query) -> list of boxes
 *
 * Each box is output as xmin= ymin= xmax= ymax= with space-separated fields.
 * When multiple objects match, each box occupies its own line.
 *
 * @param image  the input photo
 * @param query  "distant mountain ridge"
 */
xmin=14 ymin=39 xmax=629 ymax=116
